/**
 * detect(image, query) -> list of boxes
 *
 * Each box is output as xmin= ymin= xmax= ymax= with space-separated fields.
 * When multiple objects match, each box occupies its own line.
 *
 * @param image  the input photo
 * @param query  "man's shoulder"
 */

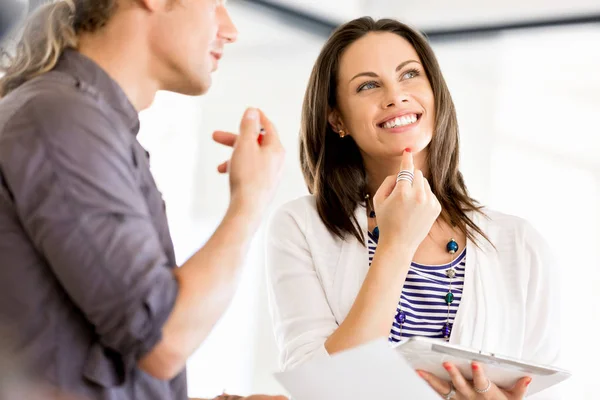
xmin=0 ymin=73 xmax=101 ymax=138
xmin=0 ymin=73 xmax=131 ymax=173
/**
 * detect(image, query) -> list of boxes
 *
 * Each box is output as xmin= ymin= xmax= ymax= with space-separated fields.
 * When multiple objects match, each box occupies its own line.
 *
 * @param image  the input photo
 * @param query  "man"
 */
xmin=0 ymin=1 xmax=287 ymax=399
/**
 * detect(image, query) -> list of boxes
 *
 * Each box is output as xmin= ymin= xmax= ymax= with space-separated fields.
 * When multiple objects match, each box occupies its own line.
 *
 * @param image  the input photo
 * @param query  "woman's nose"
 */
xmin=382 ymin=87 xmax=409 ymax=108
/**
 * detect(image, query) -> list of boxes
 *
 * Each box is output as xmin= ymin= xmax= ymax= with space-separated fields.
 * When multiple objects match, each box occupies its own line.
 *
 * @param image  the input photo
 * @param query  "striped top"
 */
xmin=367 ymin=232 xmax=467 ymax=343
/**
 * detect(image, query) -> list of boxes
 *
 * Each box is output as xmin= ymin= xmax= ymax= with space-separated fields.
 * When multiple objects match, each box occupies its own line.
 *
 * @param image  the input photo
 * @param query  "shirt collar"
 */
xmin=54 ymin=48 xmax=140 ymax=135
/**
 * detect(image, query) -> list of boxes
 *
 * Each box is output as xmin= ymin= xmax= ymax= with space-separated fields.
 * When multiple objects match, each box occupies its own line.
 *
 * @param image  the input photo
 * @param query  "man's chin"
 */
xmin=190 ymin=73 xmax=213 ymax=95
xmin=168 ymin=75 xmax=212 ymax=96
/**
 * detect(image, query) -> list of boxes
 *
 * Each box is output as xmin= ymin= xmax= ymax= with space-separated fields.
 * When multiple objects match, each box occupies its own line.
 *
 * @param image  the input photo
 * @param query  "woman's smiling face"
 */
xmin=330 ymin=31 xmax=436 ymax=158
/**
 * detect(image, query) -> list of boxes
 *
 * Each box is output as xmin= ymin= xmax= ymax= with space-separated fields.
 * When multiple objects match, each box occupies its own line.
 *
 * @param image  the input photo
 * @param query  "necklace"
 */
xmin=365 ymin=194 xmax=460 ymax=340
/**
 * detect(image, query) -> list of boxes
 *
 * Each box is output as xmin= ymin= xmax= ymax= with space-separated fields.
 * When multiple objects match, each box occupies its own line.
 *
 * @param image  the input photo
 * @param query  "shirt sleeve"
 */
xmin=521 ymin=222 xmax=561 ymax=366
xmin=0 ymin=93 xmax=178 ymax=362
xmin=522 ymin=222 xmax=564 ymax=400
xmin=265 ymin=202 xmax=336 ymax=371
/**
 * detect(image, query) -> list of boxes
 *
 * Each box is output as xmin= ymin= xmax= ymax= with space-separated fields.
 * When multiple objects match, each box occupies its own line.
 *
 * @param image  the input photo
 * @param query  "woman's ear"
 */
xmin=328 ymin=109 xmax=345 ymax=134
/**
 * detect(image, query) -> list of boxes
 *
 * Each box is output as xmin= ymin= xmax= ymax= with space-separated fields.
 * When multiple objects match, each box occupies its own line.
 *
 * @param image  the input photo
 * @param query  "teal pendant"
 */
xmin=445 ymin=292 xmax=455 ymax=304
xmin=446 ymin=239 xmax=459 ymax=254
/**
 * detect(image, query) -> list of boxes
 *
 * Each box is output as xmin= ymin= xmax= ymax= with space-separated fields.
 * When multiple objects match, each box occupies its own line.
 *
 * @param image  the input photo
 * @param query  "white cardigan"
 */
xmin=266 ymin=195 xmax=562 ymax=397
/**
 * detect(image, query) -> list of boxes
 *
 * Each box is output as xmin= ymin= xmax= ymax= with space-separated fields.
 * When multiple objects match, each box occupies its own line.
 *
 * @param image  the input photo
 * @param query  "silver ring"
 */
xmin=474 ymin=378 xmax=492 ymax=393
xmin=396 ymin=170 xmax=414 ymax=184
xmin=444 ymin=383 xmax=456 ymax=399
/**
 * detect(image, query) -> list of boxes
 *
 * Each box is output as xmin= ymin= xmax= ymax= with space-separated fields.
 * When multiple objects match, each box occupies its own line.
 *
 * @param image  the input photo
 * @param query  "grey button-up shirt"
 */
xmin=0 ymin=49 xmax=187 ymax=400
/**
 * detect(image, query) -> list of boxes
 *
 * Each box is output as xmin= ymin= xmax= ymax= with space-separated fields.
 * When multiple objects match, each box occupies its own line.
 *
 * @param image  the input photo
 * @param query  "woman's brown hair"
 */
xmin=300 ymin=17 xmax=490 ymax=246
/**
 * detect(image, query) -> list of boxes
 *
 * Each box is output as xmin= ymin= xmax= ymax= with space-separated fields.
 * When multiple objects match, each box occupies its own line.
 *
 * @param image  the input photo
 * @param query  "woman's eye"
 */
xmin=402 ymin=70 xmax=419 ymax=80
xmin=358 ymin=81 xmax=378 ymax=92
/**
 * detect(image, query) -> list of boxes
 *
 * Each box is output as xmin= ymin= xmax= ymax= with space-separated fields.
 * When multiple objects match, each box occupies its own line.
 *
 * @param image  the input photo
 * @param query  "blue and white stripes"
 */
xmin=367 ymin=232 xmax=466 ymax=342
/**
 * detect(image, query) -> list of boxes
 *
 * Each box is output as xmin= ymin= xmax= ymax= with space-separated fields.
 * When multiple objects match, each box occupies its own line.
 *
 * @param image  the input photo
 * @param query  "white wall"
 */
xmin=263 ymin=0 xmax=600 ymax=30
xmin=138 ymin=2 xmax=599 ymax=398
xmin=435 ymin=24 xmax=600 ymax=400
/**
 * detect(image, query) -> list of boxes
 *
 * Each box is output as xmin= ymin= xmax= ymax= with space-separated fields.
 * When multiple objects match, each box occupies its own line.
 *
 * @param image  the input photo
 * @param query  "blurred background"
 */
xmin=6 ymin=0 xmax=600 ymax=398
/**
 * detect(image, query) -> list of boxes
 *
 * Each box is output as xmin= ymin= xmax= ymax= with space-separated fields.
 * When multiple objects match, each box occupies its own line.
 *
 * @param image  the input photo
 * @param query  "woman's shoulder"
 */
xmin=475 ymin=207 xmax=549 ymax=251
xmin=274 ymin=195 xmax=317 ymax=215
xmin=268 ymin=195 xmax=319 ymax=233
xmin=478 ymin=208 xmax=530 ymax=229
xmin=268 ymin=195 xmax=343 ymax=243
xmin=479 ymin=207 xmax=534 ymax=228
xmin=270 ymin=194 xmax=315 ymax=220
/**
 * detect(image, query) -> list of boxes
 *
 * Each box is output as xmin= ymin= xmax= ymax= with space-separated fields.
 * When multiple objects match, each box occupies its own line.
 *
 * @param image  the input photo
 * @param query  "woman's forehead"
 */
xmin=338 ymin=33 xmax=420 ymax=79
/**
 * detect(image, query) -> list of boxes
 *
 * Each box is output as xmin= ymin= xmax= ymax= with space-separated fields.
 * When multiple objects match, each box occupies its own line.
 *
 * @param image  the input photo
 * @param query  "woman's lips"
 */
xmin=378 ymin=113 xmax=422 ymax=130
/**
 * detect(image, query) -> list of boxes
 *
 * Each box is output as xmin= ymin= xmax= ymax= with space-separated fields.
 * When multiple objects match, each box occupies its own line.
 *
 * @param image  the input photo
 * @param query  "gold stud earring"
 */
xmin=339 ymin=129 xmax=347 ymax=138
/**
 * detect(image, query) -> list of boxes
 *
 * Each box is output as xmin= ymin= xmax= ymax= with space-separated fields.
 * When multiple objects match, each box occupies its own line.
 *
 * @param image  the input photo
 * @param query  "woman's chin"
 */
xmin=388 ymin=144 xmax=421 ymax=156
xmin=387 ymin=137 xmax=431 ymax=156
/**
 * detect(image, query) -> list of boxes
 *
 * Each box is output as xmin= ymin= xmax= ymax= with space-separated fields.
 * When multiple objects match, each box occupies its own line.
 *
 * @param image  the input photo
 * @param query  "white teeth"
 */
xmin=382 ymin=114 xmax=418 ymax=129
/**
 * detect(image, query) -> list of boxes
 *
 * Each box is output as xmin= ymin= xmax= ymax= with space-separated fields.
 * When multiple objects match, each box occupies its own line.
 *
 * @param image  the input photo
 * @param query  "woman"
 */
xmin=266 ymin=17 xmax=560 ymax=399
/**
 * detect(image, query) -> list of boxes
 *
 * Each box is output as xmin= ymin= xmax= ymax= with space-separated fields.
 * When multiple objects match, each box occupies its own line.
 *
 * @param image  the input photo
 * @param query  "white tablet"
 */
xmin=392 ymin=337 xmax=570 ymax=397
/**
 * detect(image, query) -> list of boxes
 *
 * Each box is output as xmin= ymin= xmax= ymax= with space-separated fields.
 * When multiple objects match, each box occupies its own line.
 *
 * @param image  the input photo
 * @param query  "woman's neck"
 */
xmin=363 ymin=150 xmax=430 ymax=196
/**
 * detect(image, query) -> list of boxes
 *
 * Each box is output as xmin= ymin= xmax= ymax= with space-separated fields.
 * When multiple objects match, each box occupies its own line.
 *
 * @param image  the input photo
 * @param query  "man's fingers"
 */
xmin=239 ymin=108 xmax=261 ymax=142
xmin=213 ymin=131 xmax=238 ymax=147
xmin=256 ymin=109 xmax=281 ymax=148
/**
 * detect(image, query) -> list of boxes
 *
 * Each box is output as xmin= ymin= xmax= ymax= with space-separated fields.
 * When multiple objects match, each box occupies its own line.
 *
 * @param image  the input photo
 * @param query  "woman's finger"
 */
xmin=413 ymin=169 xmax=425 ymax=202
xmin=503 ymin=376 xmax=532 ymax=399
xmin=416 ymin=370 xmax=453 ymax=398
xmin=213 ymin=131 xmax=238 ymax=147
xmin=423 ymin=176 xmax=442 ymax=215
xmin=393 ymin=148 xmax=414 ymax=194
xmin=444 ymin=362 xmax=473 ymax=396
xmin=373 ymin=175 xmax=398 ymax=208
xmin=423 ymin=175 xmax=433 ymax=195
xmin=217 ymin=160 xmax=229 ymax=173
xmin=471 ymin=362 xmax=492 ymax=395
xmin=400 ymin=148 xmax=414 ymax=173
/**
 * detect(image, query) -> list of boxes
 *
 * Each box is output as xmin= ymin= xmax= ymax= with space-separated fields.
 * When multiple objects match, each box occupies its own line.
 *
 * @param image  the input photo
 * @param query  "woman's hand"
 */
xmin=373 ymin=149 xmax=441 ymax=253
xmin=417 ymin=362 xmax=532 ymax=399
